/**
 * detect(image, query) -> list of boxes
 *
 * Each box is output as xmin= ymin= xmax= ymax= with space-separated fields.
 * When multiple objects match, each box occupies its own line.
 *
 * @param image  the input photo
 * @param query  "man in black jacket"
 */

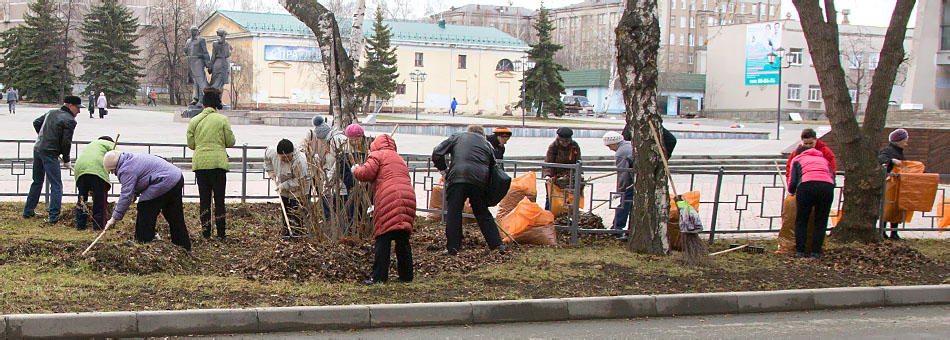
xmin=432 ymin=125 xmax=505 ymax=255
xmin=23 ymin=96 xmax=82 ymax=223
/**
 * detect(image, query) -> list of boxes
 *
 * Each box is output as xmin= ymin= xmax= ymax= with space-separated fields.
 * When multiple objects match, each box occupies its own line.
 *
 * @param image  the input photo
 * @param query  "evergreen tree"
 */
xmin=518 ymin=5 xmax=567 ymax=118
xmin=80 ymin=0 xmax=143 ymax=105
xmin=355 ymin=7 xmax=399 ymax=111
xmin=0 ymin=0 xmax=73 ymax=102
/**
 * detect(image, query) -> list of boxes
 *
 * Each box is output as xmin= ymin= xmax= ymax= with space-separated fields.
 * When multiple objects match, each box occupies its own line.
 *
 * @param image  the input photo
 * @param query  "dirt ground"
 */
xmin=0 ymin=202 xmax=948 ymax=314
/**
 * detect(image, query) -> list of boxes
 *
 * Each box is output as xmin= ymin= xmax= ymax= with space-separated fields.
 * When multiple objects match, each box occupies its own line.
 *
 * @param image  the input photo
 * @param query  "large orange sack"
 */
xmin=499 ymin=197 xmax=557 ymax=245
xmin=496 ymin=172 xmax=538 ymax=221
xmin=668 ymin=191 xmax=700 ymax=251
xmin=777 ymin=195 xmax=817 ymax=255
xmin=547 ymin=180 xmax=585 ymax=217
xmin=883 ymin=161 xmax=925 ymax=223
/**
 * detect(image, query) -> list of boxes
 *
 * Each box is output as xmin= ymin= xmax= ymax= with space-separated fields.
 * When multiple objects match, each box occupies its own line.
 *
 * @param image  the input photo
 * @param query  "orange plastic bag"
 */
xmin=668 ymin=191 xmax=700 ymax=251
xmin=496 ymin=172 xmax=539 ymax=221
xmin=776 ymin=195 xmax=817 ymax=255
xmin=546 ymin=180 xmax=585 ymax=217
xmin=897 ymin=173 xmax=939 ymax=212
xmin=937 ymin=200 xmax=950 ymax=233
xmin=830 ymin=210 xmax=842 ymax=226
xmin=426 ymin=178 xmax=475 ymax=223
xmin=883 ymin=161 xmax=925 ymax=223
xmin=499 ymin=197 xmax=557 ymax=245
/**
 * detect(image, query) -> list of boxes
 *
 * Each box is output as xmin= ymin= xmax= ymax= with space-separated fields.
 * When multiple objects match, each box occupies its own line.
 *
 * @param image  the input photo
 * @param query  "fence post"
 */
xmin=878 ymin=164 xmax=888 ymax=235
xmin=571 ymin=162 xmax=583 ymax=245
xmin=241 ymin=143 xmax=248 ymax=203
xmin=708 ymin=166 xmax=725 ymax=243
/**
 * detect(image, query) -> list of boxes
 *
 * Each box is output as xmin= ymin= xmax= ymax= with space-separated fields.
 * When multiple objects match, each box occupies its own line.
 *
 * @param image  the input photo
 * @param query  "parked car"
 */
xmin=562 ymin=95 xmax=595 ymax=116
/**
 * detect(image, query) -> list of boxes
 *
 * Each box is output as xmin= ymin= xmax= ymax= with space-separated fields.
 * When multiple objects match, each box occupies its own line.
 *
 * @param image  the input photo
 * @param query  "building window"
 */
xmin=681 ymin=0 xmax=686 ymax=10
xmin=848 ymin=52 xmax=863 ymax=69
xmin=414 ymin=52 xmax=424 ymax=67
xmin=671 ymin=15 xmax=676 ymax=26
xmin=868 ymin=53 xmax=880 ymax=69
xmin=689 ymin=34 xmax=694 ymax=46
xmin=396 ymin=84 xmax=406 ymax=95
xmin=690 ymin=16 xmax=695 ymax=28
xmin=770 ymin=5 xmax=776 ymax=16
xmin=702 ymin=0 xmax=707 ymax=10
xmin=680 ymin=16 xmax=686 ymax=28
xmin=496 ymin=59 xmax=514 ymax=71
xmin=740 ymin=3 xmax=746 ymax=14
xmin=708 ymin=17 xmax=714 ymax=26
xmin=728 ymin=2 xmax=734 ymax=12
xmin=678 ymin=52 xmax=684 ymax=64
xmin=688 ymin=54 xmax=694 ymax=64
xmin=679 ymin=34 xmax=685 ymax=46
xmin=788 ymin=84 xmax=801 ymax=101
xmin=849 ymin=89 xmax=858 ymax=103
xmin=599 ymin=13 xmax=605 ymax=24
xmin=698 ymin=34 xmax=704 ymax=45
xmin=610 ymin=12 xmax=616 ymax=23
xmin=670 ymin=33 xmax=676 ymax=45
xmin=458 ymin=55 xmax=467 ymax=69
xmin=759 ymin=4 xmax=765 ymax=16
xmin=808 ymin=86 xmax=822 ymax=102
xmin=943 ymin=1 xmax=950 ymax=50
xmin=788 ymin=48 xmax=804 ymax=65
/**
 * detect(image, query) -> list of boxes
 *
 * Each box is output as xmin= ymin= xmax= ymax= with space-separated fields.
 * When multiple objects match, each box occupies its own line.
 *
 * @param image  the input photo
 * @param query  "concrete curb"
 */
xmin=3 ymin=285 xmax=949 ymax=339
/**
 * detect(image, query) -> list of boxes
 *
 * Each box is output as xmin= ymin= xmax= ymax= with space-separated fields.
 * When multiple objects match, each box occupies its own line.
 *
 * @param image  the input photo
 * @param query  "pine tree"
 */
xmin=355 ymin=7 xmax=399 ymax=111
xmin=80 ymin=0 xmax=143 ymax=105
xmin=518 ymin=5 xmax=568 ymax=118
xmin=0 ymin=0 xmax=73 ymax=102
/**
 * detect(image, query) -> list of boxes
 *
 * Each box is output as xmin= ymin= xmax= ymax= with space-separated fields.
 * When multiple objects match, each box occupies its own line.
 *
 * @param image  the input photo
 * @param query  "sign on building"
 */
xmin=744 ymin=22 xmax=783 ymax=85
xmin=264 ymin=45 xmax=322 ymax=62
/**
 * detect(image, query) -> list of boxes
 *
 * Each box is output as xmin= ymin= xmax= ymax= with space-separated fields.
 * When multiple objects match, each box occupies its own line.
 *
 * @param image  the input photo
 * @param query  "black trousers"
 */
xmin=98 ymin=108 xmax=106 ymax=118
xmin=196 ymin=169 xmax=227 ymax=237
xmin=445 ymin=182 xmax=503 ymax=252
xmin=75 ymin=174 xmax=109 ymax=230
xmin=794 ymin=181 xmax=834 ymax=254
xmin=135 ymin=177 xmax=191 ymax=251
xmin=372 ymin=229 xmax=413 ymax=283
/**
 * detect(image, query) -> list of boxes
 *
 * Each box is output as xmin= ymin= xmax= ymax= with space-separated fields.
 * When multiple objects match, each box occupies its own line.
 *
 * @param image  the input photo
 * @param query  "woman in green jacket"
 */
xmin=186 ymin=88 xmax=236 ymax=240
xmin=73 ymin=136 xmax=115 ymax=230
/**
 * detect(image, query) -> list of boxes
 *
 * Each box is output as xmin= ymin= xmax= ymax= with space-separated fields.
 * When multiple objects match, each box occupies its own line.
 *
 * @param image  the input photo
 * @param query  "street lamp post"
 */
xmin=768 ymin=47 xmax=791 ymax=140
xmin=513 ymin=56 xmax=535 ymax=127
xmin=409 ymin=70 xmax=427 ymax=120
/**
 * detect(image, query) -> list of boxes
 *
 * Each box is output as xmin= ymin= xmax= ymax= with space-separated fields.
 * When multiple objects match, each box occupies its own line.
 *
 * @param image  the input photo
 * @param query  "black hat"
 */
xmin=556 ymin=127 xmax=573 ymax=142
xmin=98 ymin=136 xmax=114 ymax=142
xmin=64 ymin=95 xmax=84 ymax=108
xmin=277 ymin=139 xmax=294 ymax=154
xmin=202 ymin=88 xmax=223 ymax=110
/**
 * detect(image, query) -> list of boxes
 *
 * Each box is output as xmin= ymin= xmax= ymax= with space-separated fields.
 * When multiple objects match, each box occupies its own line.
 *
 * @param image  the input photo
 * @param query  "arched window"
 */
xmin=496 ymin=59 xmax=514 ymax=71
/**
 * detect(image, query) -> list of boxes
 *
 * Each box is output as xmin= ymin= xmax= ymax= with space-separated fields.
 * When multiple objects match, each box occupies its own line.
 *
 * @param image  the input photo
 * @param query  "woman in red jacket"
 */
xmin=353 ymin=134 xmax=415 ymax=284
xmin=788 ymin=145 xmax=836 ymax=259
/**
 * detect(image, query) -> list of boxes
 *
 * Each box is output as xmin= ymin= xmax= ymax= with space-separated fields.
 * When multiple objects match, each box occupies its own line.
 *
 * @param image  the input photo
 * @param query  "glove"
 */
xmin=892 ymin=159 xmax=902 ymax=166
xmin=351 ymin=164 xmax=358 ymax=173
xmin=104 ymin=218 xmax=116 ymax=230
xmin=366 ymin=205 xmax=374 ymax=217
xmin=64 ymin=161 xmax=73 ymax=171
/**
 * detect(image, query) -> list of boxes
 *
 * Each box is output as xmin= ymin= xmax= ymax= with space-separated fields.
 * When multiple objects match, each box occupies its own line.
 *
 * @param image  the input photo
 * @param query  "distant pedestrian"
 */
xmin=103 ymin=151 xmax=192 ymax=251
xmin=432 ymin=125 xmax=506 ymax=255
xmin=147 ymin=89 xmax=157 ymax=106
xmin=788 ymin=145 xmax=836 ymax=259
xmin=187 ymin=88 xmax=235 ymax=240
xmin=786 ymin=128 xmax=837 ymax=184
xmin=878 ymin=128 xmax=909 ymax=240
xmin=353 ymin=134 xmax=415 ymax=284
xmin=74 ymin=136 xmax=114 ymax=230
xmin=87 ymin=91 xmax=95 ymax=118
xmin=487 ymin=127 xmax=512 ymax=160
xmin=543 ymin=127 xmax=582 ymax=210
xmin=264 ymin=139 xmax=310 ymax=237
xmin=6 ymin=88 xmax=17 ymax=114
xmin=23 ymin=96 xmax=82 ymax=223
xmin=450 ymin=97 xmax=458 ymax=116
xmin=96 ymin=92 xmax=107 ymax=118
xmin=603 ymin=131 xmax=633 ymax=240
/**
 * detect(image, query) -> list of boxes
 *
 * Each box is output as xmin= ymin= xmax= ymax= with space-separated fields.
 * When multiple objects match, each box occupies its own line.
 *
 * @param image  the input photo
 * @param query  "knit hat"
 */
xmin=345 ymin=123 xmax=364 ymax=138
xmin=313 ymin=124 xmax=332 ymax=140
xmin=889 ymin=128 xmax=908 ymax=142
xmin=493 ymin=127 xmax=513 ymax=137
xmin=602 ymin=131 xmax=623 ymax=145
xmin=103 ymin=150 xmax=121 ymax=171
xmin=312 ymin=115 xmax=325 ymax=127
xmin=277 ymin=139 xmax=294 ymax=154
xmin=556 ymin=127 xmax=573 ymax=142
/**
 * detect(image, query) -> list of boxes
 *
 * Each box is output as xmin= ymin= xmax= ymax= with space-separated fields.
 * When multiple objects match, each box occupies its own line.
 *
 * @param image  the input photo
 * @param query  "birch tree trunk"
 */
xmin=617 ymin=0 xmax=669 ymax=254
xmin=602 ymin=61 xmax=619 ymax=115
xmin=281 ymin=0 xmax=358 ymax=129
xmin=349 ymin=0 xmax=366 ymax=78
xmin=792 ymin=0 xmax=915 ymax=243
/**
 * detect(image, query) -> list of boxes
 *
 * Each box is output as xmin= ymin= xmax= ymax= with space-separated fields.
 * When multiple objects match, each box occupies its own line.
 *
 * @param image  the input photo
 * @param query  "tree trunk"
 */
xmin=281 ymin=0 xmax=358 ymax=129
xmin=349 ymin=0 xmax=366 ymax=78
xmin=602 ymin=61 xmax=619 ymax=115
xmin=792 ymin=0 xmax=915 ymax=243
xmin=617 ymin=0 xmax=669 ymax=254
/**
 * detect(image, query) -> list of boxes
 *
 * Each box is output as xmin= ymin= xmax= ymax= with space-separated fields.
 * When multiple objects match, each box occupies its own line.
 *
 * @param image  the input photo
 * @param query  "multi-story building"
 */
xmin=902 ymin=0 xmax=950 ymax=110
xmin=703 ymin=20 xmax=913 ymax=121
xmin=550 ymin=0 xmax=624 ymax=71
xmin=432 ymin=4 xmax=537 ymax=45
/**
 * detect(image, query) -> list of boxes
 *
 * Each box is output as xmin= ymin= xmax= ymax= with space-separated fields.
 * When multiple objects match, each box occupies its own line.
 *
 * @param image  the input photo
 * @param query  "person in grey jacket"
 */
xmin=432 ymin=125 xmax=505 ymax=255
xmin=603 ymin=131 xmax=633 ymax=240
xmin=23 ymin=96 xmax=82 ymax=223
xmin=6 ymin=88 xmax=17 ymax=114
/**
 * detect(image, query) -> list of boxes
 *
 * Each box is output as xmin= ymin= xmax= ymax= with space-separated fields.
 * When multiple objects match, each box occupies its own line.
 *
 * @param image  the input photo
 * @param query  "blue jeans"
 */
xmin=23 ymin=151 xmax=63 ymax=221
xmin=611 ymin=190 xmax=634 ymax=232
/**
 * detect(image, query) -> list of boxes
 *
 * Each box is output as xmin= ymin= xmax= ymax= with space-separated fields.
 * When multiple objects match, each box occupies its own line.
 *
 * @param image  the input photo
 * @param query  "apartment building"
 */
xmin=432 ymin=4 xmax=537 ymax=45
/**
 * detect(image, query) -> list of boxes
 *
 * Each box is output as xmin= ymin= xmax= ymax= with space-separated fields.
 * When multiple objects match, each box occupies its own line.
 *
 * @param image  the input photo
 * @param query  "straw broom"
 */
xmin=647 ymin=123 xmax=708 ymax=266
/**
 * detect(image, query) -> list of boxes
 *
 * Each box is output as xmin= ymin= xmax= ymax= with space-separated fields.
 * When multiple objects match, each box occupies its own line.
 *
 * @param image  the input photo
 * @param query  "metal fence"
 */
xmin=1 ymin=140 xmax=946 ymax=243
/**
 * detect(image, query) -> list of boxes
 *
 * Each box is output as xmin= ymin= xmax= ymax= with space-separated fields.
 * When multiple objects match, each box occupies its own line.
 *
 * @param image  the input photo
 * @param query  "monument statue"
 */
xmin=184 ymin=26 xmax=211 ymax=106
xmin=209 ymin=28 xmax=232 ymax=90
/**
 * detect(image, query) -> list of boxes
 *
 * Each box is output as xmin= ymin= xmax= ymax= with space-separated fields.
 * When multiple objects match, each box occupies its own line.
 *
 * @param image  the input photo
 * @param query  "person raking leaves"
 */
xmin=264 ymin=139 xmax=310 ymax=238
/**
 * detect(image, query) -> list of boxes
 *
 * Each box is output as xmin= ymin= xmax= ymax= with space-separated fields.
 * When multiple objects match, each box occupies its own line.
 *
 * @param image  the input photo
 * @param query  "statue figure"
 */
xmin=209 ymin=28 xmax=232 ymax=91
xmin=184 ymin=26 xmax=211 ymax=106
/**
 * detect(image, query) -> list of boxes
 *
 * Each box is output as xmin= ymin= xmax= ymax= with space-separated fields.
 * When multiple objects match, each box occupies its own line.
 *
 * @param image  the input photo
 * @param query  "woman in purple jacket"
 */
xmin=787 ymin=145 xmax=836 ymax=259
xmin=102 ymin=151 xmax=192 ymax=251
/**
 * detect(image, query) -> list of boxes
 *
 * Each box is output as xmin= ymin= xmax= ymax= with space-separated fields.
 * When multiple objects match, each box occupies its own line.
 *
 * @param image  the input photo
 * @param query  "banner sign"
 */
xmin=264 ymin=45 xmax=322 ymax=63
xmin=744 ymin=22 xmax=783 ymax=85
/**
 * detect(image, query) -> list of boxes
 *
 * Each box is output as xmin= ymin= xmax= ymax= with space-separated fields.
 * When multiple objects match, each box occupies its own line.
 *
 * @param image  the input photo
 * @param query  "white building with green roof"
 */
xmin=200 ymin=10 xmax=529 ymax=114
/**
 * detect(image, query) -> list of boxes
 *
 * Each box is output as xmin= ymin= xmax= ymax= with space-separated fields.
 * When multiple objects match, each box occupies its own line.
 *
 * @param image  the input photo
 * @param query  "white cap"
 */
xmin=103 ymin=150 xmax=121 ymax=171
xmin=603 ymin=131 xmax=623 ymax=146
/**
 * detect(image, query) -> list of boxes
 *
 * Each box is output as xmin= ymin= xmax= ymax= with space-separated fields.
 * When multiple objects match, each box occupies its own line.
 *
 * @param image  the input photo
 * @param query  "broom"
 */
xmin=648 ymin=123 xmax=708 ymax=266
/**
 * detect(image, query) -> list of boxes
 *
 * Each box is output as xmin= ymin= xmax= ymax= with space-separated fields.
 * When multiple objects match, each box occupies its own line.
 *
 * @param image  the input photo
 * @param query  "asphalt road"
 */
xmin=193 ymin=305 xmax=950 ymax=339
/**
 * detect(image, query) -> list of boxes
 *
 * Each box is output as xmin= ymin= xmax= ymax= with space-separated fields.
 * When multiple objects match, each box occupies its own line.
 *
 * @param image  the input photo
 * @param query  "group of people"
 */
xmin=87 ymin=91 xmax=109 ymax=119
xmin=782 ymin=127 xmax=910 ymax=258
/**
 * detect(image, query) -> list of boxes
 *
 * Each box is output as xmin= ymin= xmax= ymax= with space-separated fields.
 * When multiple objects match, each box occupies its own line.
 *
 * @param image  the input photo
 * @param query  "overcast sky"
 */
xmin=226 ymin=0 xmax=916 ymax=28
